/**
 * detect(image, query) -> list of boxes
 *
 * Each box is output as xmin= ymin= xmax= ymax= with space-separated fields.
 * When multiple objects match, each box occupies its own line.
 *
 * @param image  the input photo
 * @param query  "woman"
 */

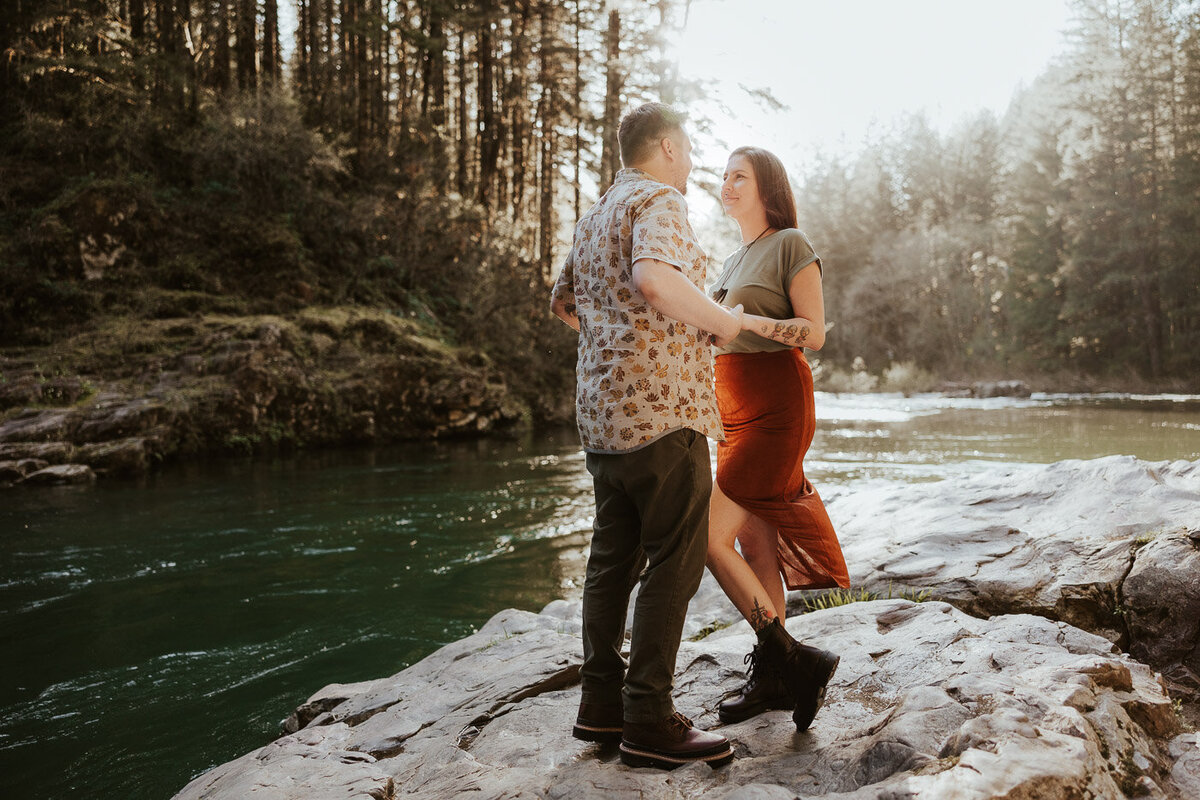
xmin=705 ymin=146 xmax=850 ymax=732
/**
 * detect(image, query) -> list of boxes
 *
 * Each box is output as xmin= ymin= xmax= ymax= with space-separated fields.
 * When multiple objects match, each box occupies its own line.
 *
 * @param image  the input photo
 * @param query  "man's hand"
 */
xmin=712 ymin=304 xmax=743 ymax=348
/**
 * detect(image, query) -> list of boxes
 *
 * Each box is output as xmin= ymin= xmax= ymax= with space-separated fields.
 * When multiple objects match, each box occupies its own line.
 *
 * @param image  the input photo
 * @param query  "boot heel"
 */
xmin=793 ymin=652 xmax=839 ymax=732
xmin=814 ymin=652 xmax=840 ymax=685
xmin=572 ymin=723 xmax=622 ymax=743
xmin=619 ymin=746 xmax=671 ymax=770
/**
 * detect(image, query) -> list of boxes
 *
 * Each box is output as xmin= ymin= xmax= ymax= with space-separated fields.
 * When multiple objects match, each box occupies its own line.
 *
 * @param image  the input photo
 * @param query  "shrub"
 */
xmin=880 ymin=360 xmax=938 ymax=395
xmin=818 ymin=366 xmax=879 ymax=393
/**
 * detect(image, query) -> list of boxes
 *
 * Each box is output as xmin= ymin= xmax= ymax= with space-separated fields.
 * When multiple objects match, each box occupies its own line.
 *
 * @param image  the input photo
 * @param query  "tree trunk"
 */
xmin=321 ymin=0 xmax=334 ymax=127
xmin=179 ymin=0 xmax=197 ymax=115
xmin=263 ymin=0 xmax=279 ymax=83
xmin=216 ymin=0 xmax=236 ymax=93
xmin=155 ymin=0 xmax=176 ymax=103
xmin=478 ymin=19 xmax=499 ymax=213
xmin=536 ymin=0 xmax=559 ymax=279
xmin=601 ymin=8 xmax=621 ymax=192
xmin=130 ymin=0 xmax=145 ymax=41
xmin=572 ymin=0 xmax=582 ymax=222
xmin=236 ymin=0 xmax=257 ymax=91
xmin=509 ymin=0 xmax=530 ymax=220
xmin=351 ymin=0 xmax=368 ymax=158
xmin=374 ymin=0 xmax=387 ymax=148
xmin=456 ymin=26 xmax=469 ymax=196
xmin=421 ymin=2 xmax=448 ymax=187
xmin=539 ymin=92 xmax=556 ymax=281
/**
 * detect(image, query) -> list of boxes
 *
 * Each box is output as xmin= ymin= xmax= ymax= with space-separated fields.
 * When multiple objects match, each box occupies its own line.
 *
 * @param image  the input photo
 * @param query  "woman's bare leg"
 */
xmin=706 ymin=481 xmax=781 ymax=630
xmin=737 ymin=517 xmax=786 ymax=623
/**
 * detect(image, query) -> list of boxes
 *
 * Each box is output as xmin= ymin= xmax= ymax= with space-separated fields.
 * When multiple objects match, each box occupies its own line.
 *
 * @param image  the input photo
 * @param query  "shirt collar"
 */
xmin=615 ymin=167 xmax=665 ymax=186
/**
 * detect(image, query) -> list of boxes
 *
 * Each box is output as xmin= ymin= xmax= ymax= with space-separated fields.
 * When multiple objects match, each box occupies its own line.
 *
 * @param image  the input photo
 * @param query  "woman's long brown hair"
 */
xmin=730 ymin=146 xmax=799 ymax=231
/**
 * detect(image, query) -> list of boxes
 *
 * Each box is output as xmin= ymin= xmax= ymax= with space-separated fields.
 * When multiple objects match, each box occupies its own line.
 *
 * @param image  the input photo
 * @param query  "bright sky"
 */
xmin=668 ymin=0 xmax=1074 ymax=249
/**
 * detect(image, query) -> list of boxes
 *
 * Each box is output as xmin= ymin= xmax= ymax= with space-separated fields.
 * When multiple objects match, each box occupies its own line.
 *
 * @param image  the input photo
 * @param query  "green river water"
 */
xmin=2 ymin=392 xmax=1199 ymax=799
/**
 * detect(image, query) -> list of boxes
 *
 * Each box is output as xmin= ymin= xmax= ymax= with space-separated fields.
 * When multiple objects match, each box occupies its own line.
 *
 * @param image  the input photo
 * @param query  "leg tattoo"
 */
xmin=749 ymin=597 xmax=775 ymax=632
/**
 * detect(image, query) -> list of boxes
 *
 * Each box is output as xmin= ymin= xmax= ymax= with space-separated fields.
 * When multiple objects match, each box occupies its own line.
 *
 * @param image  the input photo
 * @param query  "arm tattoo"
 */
xmin=749 ymin=598 xmax=775 ymax=632
xmin=763 ymin=320 xmax=810 ymax=347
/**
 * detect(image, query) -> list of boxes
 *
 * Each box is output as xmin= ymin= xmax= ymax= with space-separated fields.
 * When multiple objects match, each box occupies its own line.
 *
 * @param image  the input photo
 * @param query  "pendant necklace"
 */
xmin=713 ymin=226 xmax=772 ymax=304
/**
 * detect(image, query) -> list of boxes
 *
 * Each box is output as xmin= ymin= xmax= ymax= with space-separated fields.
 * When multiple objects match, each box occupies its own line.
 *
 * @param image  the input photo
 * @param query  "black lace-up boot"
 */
xmin=716 ymin=640 xmax=792 ymax=723
xmin=718 ymin=618 xmax=840 ymax=731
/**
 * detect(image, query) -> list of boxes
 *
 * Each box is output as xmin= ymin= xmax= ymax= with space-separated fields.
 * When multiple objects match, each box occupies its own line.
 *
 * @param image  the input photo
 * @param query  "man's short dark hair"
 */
xmin=618 ymin=102 xmax=686 ymax=167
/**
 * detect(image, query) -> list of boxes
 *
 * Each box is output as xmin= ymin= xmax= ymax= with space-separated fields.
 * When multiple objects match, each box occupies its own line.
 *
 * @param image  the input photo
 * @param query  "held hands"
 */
xmin=711 ymin=304 xmax=744 ymax=348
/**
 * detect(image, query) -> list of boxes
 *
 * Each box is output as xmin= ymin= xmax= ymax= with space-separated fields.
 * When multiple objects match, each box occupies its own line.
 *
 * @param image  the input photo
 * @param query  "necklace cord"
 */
xmin=713 ymin=226 xmax=772 ymax=303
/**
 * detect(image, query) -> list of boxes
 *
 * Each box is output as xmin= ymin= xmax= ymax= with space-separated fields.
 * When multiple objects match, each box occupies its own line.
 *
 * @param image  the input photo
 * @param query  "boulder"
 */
xmin=970 ymin=380 xmax=1031 ymax=398
xmin=75 ymin=396 xmax=170 ymax=442
xmin=173 ymin=599 xmax=1187 ymax=800
xmin=1122 ymin=530 xmax=1200 ymax=706
xmin=826 ymin=456 xmax=1200 ymax=708
xmin=0 ymin=409 xmax=75 ymax=443
xmin=23 ymin=463 xmax=96 ymax=485
xmin=0 ymin=460 xmax=26 ymax=483
xmin=0 ymin=441 xmax=74 ymax=463
xmin=0 ymin=458 xmax=50 ymax=483
xmin=1170 ymin=733 xmax=1200 ymax=798
xmin=934 ymin=382 xmax=973 ymax=398
xmin=76 ymin=437 xmax=151 ymax=476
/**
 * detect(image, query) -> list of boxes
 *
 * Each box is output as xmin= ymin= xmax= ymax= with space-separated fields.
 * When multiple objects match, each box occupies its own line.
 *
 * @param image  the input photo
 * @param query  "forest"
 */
xmin=1 ymin=0 xmax=1198 ymax=393
xmin=800 ymin=0 xmax=1200 ymax=385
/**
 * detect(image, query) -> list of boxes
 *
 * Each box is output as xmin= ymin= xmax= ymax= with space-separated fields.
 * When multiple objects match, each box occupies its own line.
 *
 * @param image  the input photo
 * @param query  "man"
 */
xmin=550 ymin=102 xmax=743 ymax=770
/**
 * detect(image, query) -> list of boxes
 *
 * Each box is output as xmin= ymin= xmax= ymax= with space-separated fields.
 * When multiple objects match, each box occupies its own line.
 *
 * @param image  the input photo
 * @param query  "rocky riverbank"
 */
xmin=173 ymin=455 xmax=1200 ymax=799
xmin=0 ymin=308 xmax=572 ymax=487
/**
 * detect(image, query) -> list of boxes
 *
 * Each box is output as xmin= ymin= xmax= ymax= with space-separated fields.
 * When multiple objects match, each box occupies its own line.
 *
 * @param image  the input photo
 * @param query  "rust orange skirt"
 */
xmin=715 ymin=348 xmax=850 ymax=591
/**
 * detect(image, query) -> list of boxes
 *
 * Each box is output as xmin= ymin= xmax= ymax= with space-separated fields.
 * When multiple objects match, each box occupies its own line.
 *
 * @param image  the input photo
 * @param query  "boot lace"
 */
xmin=669 ymin=711 xmax=694 ymax=733
xmin=742 ymin=643 xmax=766 ymax=692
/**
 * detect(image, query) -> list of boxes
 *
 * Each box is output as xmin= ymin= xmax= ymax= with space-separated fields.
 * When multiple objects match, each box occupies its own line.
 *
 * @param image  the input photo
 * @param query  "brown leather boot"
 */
xmin=572 ymin=701 xmax=623 ymax=743
xmin=619 ymin=711 xmax=734 ymax=770
xmin=716 ymin=641 xmax=792 ymax=723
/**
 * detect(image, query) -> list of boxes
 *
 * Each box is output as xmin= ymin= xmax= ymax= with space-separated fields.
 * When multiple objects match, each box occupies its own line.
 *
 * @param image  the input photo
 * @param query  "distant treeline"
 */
xmin=799 ymin=0 xmax=1200 ymax=383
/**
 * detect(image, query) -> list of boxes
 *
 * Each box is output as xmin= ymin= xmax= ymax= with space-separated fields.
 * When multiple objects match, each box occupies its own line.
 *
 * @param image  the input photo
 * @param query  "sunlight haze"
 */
xmin=673 ymin=0 xmax=1073 ymax=171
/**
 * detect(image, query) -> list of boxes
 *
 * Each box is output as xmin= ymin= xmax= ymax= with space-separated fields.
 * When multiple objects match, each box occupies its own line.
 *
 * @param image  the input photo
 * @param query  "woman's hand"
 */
xmin=712 ymin=304 xmax=744 ymax=348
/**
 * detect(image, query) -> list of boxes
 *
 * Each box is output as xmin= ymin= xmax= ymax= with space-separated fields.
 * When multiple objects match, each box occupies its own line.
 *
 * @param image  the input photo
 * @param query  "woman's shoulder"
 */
xmin=776 ymin=227 xmax=817 ymax=252
xmin=765 ymin=228 xmax=817 ymax=265
xmin=774 ymin=228 xmax=821 ymax=278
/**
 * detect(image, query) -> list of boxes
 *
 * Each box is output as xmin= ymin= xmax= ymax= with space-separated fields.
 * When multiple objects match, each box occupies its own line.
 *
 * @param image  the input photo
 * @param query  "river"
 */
xmin=2 ymin=392 xmax=1199 ymax=799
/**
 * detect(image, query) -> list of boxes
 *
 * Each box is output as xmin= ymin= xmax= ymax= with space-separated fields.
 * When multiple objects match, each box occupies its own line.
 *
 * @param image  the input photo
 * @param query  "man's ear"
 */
xmin=659 ymin=136 xmax=675 ymax=161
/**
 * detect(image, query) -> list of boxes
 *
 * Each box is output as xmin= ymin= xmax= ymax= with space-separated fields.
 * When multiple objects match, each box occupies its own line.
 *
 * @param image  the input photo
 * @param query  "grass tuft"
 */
xmin=801 ymin=583 xmax=932 ymax=612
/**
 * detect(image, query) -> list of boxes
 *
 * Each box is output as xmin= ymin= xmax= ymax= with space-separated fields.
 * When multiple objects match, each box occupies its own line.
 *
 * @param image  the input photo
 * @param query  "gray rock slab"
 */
xmin=0 ymin=409 xmax=75 ymax=443
xmin=75 ymin=397 xmax=170 ymax=442
xmin=1169 ymin=733 xmax=1200 ymax=799
xmin=174 ymin=600 xmax=1185 ymax=800
xmin=23 ymin=463 xmax=96 ymax=485
xmin=76 ymin=437 xmax=150 ymax=475
xmin=825 ymin=456 xmax=1200 ymax=679
xmin=0 ymin=441 xmax=74 ymax=463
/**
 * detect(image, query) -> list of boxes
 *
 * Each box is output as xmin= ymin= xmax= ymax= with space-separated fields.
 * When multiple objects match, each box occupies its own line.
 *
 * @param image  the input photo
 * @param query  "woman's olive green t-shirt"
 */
xmin=710 ymin=228 xmax=822 ymax=355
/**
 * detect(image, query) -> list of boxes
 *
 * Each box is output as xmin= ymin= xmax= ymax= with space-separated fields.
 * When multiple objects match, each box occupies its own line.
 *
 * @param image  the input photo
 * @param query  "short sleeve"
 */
xmin=782 ymin=229 xmax=822 ymax=287
xmin=631 ymin=189 xmax=692 ymax=271
xmin=551 ymin=246 xmax=576 ymax=302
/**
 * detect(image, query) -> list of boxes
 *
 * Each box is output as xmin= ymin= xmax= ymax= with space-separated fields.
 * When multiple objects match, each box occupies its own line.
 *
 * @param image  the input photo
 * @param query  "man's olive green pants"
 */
xmin=581 ymin=428 xmax=712 ymax=724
